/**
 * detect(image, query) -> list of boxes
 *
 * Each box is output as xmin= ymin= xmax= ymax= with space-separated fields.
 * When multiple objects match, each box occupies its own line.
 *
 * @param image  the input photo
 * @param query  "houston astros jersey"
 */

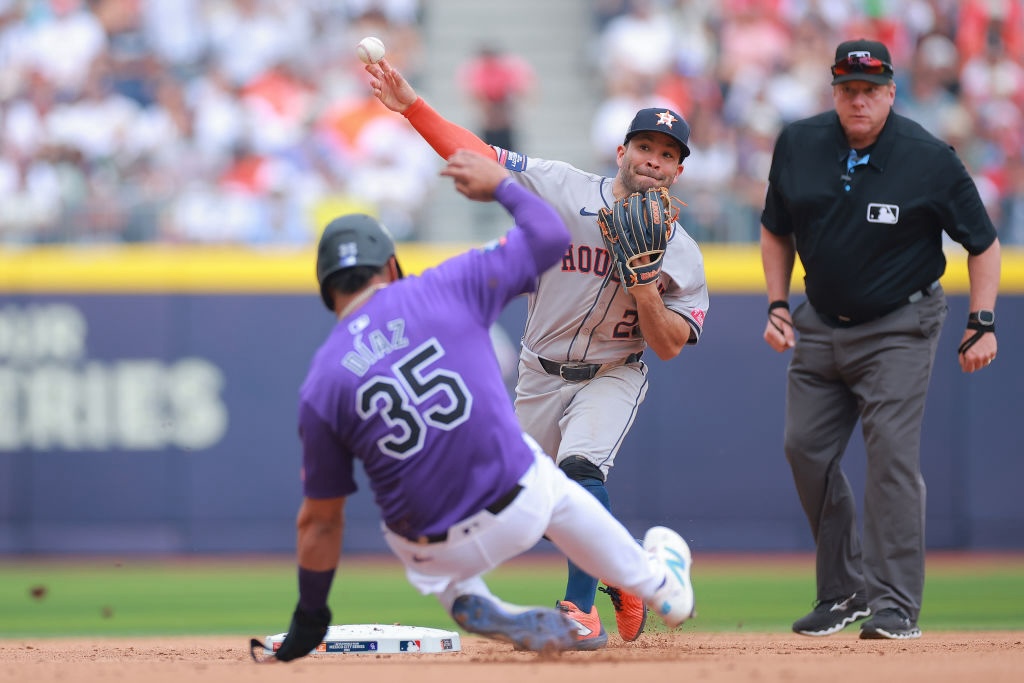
xmin=497 ymin=152 xmax=709 ymax=363
xmin=297 ymin=180 xmax=568 ymax=540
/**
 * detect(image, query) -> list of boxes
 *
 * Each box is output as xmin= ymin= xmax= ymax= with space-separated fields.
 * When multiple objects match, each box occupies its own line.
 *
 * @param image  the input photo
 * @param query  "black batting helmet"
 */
xmin=316 ymin=214 xmax=402 ymax=310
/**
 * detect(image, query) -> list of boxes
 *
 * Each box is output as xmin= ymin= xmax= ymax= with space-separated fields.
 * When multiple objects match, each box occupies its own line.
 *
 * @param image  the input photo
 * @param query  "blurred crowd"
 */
xmin=590 ymin=0 xmax=1024 ymax=244
xmin=0 ymin=0 xmax=432 ymax=244
xmin=1 ymin=0 xmax=1023 ymax=246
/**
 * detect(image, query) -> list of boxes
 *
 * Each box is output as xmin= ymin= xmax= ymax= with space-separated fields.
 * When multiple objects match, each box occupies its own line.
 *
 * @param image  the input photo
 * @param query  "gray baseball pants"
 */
xmin=785 ymin=288 xmax=947 ymax=622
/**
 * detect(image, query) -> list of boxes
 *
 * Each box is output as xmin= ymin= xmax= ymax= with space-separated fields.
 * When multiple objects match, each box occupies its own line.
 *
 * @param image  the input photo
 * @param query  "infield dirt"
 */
xmin=3 ymin=631 xmax=1021 ymax=683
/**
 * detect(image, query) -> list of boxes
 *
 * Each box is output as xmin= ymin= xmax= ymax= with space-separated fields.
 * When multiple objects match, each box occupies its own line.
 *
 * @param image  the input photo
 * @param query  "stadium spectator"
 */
xmin=456 ymin=43 xmax=535 ymax=151
xmin=597 ymin=0 xmax=675 ymax=83
xmin=2 ymin=0 xmax=1024 ymax=245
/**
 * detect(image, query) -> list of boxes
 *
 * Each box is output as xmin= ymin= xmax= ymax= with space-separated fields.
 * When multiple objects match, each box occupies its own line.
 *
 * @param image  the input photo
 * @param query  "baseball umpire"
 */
xmin=366 ymin=59 xmax=708 ymax=648
xmin=263 ymin=150 xmax=695 ymax=662
xmin=761 ymin=38 xmax=1001 ymax=640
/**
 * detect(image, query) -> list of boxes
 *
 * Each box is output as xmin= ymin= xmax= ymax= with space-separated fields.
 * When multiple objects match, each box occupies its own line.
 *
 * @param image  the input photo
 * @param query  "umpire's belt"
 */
xmin=387 ymin=484 xmax=523 ymax=545
xmin=818 ymin=280 xmax=940 ymax=328
xmin=538 ymin=353 xmax=642 ymax=382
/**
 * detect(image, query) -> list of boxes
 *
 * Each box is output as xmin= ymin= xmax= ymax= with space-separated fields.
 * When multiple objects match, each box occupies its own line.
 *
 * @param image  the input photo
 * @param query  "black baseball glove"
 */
xmin=597 ymin=187 xmax=680 ymax=289
xmin=273 ymin=604 xmax=332 ymax=661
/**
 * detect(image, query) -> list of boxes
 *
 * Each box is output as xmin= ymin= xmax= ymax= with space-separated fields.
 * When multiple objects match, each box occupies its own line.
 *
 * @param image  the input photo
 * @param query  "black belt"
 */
xmin=389 ymin=484 xmax=524 ymax=545
xmin=538 ymin=353 xmax=642 ymax=382
xmin=818 ymin=280 xmax=940 ymax=328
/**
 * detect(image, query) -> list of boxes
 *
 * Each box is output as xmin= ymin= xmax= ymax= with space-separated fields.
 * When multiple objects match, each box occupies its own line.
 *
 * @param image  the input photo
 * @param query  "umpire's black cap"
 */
xmin=316 ymin=213 xmax=402 ymax=311
xmin=831 ymin=39 xmax=894 ymax=85
xmin=623 ymin=108 xmax=691 ymax=160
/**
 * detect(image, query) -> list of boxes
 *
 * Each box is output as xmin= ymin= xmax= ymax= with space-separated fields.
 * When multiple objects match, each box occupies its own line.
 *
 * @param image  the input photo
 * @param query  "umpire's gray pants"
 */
xmin=785 ymin=289 xmax=947 ymax=622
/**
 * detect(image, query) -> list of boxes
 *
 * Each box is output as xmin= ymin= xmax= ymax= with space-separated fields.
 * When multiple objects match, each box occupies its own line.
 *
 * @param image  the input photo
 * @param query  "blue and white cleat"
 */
xmin=642 ymin=526 xmax=696 ymax=628
xmin=451 ymin=594 xmax=578 ymax=654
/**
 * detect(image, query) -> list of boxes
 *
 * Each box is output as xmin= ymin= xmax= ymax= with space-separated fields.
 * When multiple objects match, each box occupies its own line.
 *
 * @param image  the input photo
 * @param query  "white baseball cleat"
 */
xmin=642 ymin=526 xmax=695 ymax=628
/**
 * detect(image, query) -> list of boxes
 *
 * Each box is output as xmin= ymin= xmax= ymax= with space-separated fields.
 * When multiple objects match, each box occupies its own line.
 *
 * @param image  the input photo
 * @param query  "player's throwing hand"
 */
xmin=364 ymin=59 xmax=417 ymax=113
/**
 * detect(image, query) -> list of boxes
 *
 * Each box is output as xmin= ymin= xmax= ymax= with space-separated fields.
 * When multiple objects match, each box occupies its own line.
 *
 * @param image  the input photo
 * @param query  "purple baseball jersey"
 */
xmin=297 ymin=180 xmax=568 ymax=541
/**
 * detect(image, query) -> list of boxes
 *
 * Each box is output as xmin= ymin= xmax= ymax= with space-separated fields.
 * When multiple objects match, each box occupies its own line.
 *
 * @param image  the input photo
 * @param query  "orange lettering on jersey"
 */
xmin=577 ymin=246 xmax=593 ymax=272
xmin=561 ymin=244 xmax=576 ymax=271
xmin=562 ymin=244 xmax=615 ymax=281
xmin=593 ymin=249 xmax=611 ymax=277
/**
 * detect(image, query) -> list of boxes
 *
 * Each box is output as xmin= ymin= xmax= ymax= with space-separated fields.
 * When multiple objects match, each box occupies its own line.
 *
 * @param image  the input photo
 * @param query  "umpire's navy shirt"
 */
xmin=762 ymin=108 xmax=997 ymax=322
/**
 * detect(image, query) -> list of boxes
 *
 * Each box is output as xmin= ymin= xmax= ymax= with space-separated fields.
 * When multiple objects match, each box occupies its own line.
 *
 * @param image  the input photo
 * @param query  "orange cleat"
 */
xmin=556 ymin=600 xmax=608 ymax=650
xmin=599 ymin=581 xmax=648 ymax=642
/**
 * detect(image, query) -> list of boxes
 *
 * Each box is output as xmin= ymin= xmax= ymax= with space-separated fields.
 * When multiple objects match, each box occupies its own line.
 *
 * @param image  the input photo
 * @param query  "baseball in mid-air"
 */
xmin=356 ymin=36 xmax=386 ymax=64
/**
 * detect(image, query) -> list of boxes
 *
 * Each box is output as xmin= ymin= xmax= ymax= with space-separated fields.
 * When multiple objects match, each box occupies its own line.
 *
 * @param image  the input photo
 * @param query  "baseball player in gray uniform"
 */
xmin=262 ymin=151 xmax=695 ymax=662
xmin=367 ymin=60 xmax=708 ymax=649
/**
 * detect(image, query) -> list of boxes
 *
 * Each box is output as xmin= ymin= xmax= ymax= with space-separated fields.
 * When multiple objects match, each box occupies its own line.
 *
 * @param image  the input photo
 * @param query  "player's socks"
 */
xmin=564 ymin=561 xmax=599 ymax=611
xmin=563 ymin=477 xmax=611 ymax=612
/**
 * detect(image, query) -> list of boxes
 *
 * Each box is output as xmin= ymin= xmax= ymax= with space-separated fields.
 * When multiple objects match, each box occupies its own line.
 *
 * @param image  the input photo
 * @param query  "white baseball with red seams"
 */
xmin=356 ymin=36 xmax=386 ymax=64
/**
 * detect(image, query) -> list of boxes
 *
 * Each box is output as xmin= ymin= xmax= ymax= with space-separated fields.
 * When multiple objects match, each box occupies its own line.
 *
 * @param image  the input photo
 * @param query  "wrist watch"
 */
xmin=968 ymin=309 xmax=995 ymax=327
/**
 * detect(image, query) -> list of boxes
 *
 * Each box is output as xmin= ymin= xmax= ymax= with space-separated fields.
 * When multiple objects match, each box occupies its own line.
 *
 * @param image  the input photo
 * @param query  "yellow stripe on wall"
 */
xmin=700 ymin=244 xmax=1024 ymax=293
xmin=2 ymin=244 xmax=1023 ymax=294
xmin=0 ymin=244 xmax=468 ymax=293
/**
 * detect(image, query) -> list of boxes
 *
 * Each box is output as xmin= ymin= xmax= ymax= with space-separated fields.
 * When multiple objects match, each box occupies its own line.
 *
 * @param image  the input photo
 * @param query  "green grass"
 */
xmin=1 ymin=553 xmax=1022 ymax=638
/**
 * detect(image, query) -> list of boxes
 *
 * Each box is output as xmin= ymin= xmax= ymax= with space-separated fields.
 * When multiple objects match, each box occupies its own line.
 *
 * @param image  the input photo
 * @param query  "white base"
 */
xmin=263 ymin=624 xmax=462 ymax=654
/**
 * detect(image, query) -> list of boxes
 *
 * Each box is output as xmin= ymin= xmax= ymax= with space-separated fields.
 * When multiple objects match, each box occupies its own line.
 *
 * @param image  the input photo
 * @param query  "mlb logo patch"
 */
xmin=867 ymin=203 xmax=899 ymax=224
xmin=497 ymin=148 xmax=527 ymax=172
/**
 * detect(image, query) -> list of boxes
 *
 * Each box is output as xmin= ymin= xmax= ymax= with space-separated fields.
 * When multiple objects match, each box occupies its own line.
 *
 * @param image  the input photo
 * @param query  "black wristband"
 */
xmin=275 ymin=604 xmax=332 ymax=662
xmin=768 ymin=300 xmax=790 ymax=313
xmin=966 ymin=320 xmax=995 ymax=334
xmin=958 ymin=324 xmax=995 ymax=356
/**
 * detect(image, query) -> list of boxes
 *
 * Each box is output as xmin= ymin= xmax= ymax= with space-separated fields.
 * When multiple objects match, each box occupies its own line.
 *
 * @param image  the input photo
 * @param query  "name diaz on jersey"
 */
xmin=341 ymin=316 xmax=410 ymax=377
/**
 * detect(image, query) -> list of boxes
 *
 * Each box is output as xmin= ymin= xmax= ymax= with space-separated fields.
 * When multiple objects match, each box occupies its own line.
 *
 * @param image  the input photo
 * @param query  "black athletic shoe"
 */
xmin=859 ymin=607 xmax=922 ymax=640
xmin=792 ymin=594 xmax=871 ymax=636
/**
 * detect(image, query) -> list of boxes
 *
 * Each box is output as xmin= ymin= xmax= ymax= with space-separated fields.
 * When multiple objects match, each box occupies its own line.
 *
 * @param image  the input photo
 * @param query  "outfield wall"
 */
xmin=1 ymin=246 xmax=1021 ymax=554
